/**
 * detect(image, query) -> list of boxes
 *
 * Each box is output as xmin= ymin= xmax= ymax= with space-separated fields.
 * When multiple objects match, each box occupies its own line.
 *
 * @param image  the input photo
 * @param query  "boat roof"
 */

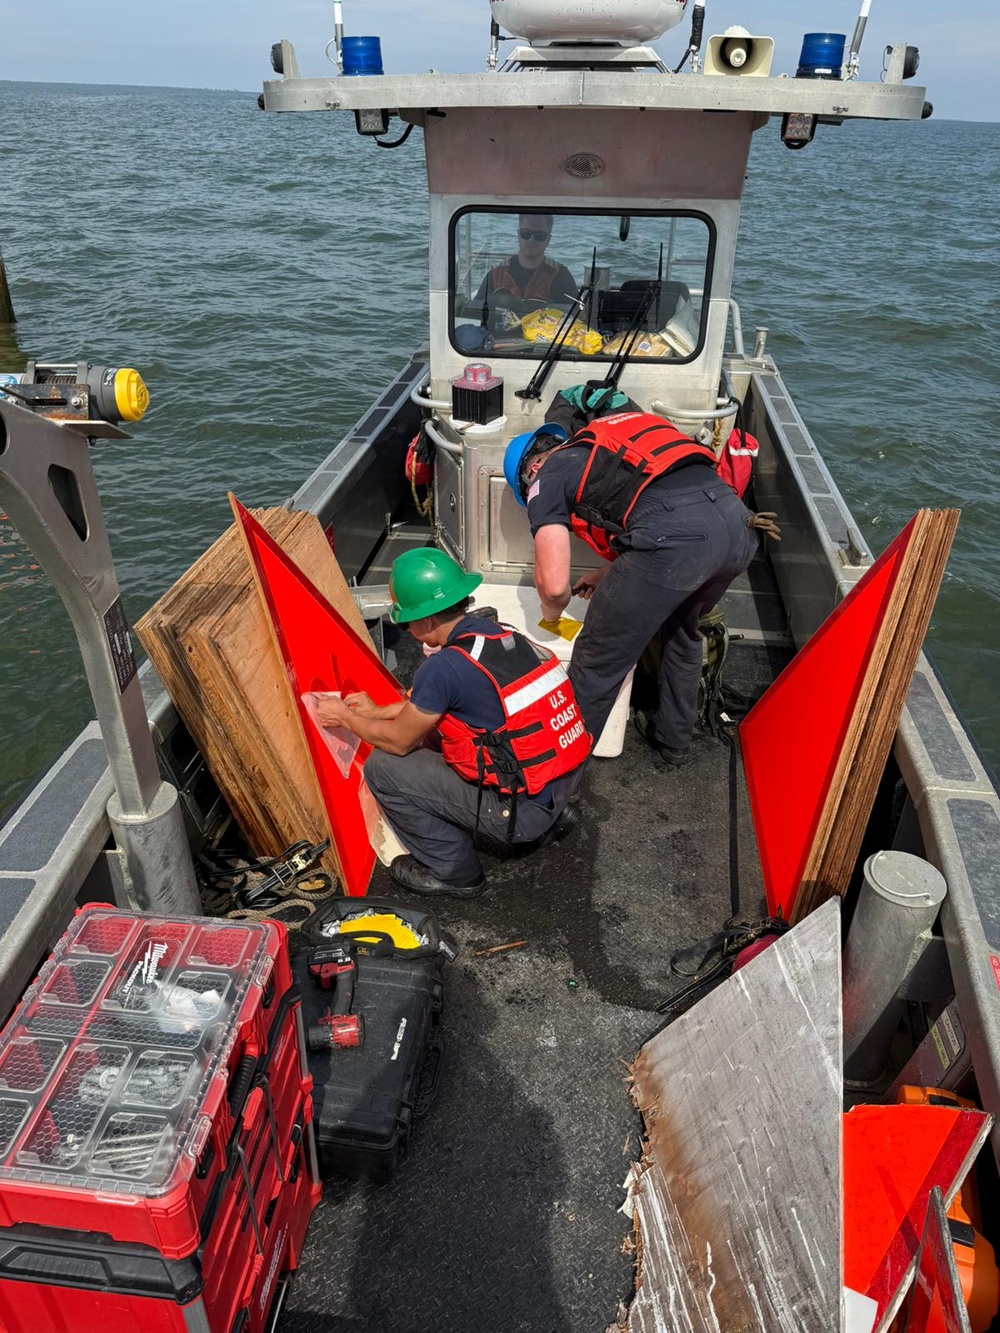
xmin=263 ymin=62 xmax=928 ymax=123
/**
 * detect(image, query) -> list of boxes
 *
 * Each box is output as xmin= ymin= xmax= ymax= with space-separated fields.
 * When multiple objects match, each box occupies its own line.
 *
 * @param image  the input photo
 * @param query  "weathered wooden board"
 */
xmin=624 ymin=898 xmax=843 ymax=1332
xmin=796 ymin=511 xmax=959 ymax=922
xmin=136 ymin=506 xmax=377 ymax=886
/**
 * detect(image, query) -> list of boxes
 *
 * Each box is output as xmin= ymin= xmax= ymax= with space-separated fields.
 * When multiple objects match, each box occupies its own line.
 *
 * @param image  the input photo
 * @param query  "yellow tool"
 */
xmin=331 ymin=911 xmax=426 ymax=951
xmin=538 ymin=616 xmax=583 ymax=642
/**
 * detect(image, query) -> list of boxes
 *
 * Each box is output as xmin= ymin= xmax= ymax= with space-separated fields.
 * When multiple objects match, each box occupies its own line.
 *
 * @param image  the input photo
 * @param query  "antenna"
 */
xmin=845 ymin=0 xmax=872 ymax=80
xmin=673 ymin=0 xmax=706 ymax=75
xmin=332 ymin=1 xmax=345 ymax=69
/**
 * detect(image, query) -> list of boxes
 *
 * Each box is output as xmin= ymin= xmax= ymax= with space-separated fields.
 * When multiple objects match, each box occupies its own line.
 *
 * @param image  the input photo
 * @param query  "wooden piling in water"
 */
xmin=0 ymin=249 xmax=16 ymax=323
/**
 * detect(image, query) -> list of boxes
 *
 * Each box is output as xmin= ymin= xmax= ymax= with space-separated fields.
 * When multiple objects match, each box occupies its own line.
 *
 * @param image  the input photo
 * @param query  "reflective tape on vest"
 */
xmin=504 ymin=662 xmax=570 ymax=716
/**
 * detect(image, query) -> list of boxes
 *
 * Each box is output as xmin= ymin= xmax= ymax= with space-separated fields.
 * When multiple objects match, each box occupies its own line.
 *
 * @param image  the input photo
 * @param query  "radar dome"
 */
xmin=488 ymin=0 xmax=688 ymax=45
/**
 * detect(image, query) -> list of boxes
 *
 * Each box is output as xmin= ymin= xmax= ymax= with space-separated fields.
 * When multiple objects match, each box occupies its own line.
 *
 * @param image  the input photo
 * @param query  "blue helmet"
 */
xmin=503 ymin=423 xmax=568 ymax=507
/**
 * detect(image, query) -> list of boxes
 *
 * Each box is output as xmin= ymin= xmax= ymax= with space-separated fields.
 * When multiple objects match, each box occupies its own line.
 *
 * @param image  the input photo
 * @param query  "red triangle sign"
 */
xmin=231 ymin=496 xmax=403 ymax=896
xmin=740 ymin=518 xmax=916 ymax=917
xmin=843 ymin=1104 xmax=991 ymax=1325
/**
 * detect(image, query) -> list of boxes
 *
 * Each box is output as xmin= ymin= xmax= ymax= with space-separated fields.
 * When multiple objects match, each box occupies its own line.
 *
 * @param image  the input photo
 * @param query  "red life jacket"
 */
xmin=488 ymin=259 xmax=562 ymax=302
xmin=436 ymin=627 xmax=591 ymax=796
xmin=553 ymin=412 xmax=718 ymax=561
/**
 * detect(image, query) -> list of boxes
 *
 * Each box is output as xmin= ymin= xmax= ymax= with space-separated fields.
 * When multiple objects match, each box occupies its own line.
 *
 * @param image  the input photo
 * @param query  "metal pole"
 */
xmin=845 ymin=0 xmax=872 ymax=80
xmin=842 ymin=849 xmax=947 ymax=1084
xmin=0 ymin=398 xmax=201 ymax=915
xmin=0 ymin=248 xmax=15 ymax=324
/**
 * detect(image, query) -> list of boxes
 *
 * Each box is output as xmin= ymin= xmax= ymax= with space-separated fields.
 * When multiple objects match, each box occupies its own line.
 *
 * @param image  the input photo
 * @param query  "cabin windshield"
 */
xmin=450 ymin=207 xmax=713 ymax=363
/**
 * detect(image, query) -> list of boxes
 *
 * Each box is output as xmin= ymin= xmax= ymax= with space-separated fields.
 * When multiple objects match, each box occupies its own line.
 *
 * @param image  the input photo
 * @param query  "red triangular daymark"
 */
xmin=231 ymin=496 xmax=403 ymax=896
xmin=843 ymin=1104 xmax=992 ymax=1326
xmin=740 ymin=518 xmax=915 ymax=917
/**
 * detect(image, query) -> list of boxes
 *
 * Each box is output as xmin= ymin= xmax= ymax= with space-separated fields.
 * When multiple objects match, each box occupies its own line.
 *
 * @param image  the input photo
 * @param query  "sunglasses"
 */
xmin=519 ymin=228 xmax=550 ymax=242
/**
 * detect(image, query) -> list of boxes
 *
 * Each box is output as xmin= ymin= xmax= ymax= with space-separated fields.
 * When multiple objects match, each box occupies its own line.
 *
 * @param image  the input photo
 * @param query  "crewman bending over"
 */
xmin=504 ymin=412 xmax=775 ymax=766
xmin=316 ymin=548 xmax=590 ymax=899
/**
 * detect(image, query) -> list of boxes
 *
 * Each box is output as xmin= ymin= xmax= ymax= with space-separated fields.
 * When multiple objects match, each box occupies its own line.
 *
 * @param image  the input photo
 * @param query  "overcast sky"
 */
xmin=2 ymin=0 xmax=997 ymax=122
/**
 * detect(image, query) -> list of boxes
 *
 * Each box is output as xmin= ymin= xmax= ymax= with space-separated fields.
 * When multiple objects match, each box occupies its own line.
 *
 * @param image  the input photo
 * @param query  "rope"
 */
xmin=408 ymin=437 xmax=433 ymax=522
xmin=197 ymin=844 xmax=342 ymax=931
xmin=201 ymin=878 xmax=341 ymax=930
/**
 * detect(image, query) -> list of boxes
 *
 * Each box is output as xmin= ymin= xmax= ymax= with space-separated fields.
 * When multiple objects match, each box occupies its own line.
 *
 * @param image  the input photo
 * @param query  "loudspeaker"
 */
xmin=704 ymin=28 xmax=774 ymax=78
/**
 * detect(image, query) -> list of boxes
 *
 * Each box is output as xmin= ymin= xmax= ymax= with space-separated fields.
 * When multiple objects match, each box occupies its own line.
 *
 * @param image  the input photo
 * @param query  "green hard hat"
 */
xmin=389 ymin=548 xmax=483 ymax=624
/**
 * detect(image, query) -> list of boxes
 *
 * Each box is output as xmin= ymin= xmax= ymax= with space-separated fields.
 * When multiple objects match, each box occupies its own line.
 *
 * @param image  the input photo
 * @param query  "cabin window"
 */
xmin=449 ymin=207 xmax=713 ymax=363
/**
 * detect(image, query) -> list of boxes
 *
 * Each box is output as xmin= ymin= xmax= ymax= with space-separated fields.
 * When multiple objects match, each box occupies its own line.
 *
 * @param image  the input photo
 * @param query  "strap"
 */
xmin=581 ymin=383 xmax=620 ymax=419
xmin=473 ymin=733 xmax=525 ymax=843
xmin=728 ymin=727 xmax=741 ymax=921
xmin=655 ymin=917 xmax=790 ymax=1018
xmin=657 ymin=716 xmax=787 ymax=1013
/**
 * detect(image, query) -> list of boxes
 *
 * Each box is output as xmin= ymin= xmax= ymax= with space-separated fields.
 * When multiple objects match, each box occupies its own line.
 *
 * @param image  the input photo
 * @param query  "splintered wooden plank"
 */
xmin=625 ymin=898 xmax=842 ymax=1333
xmin=136 ymin=506 xmax=375 ymax=880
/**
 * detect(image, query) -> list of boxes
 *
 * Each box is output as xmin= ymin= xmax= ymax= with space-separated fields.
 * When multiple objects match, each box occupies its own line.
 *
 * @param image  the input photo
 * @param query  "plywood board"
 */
xmin=136 ymin=506 xmax=377 ymax=885
xmin=740 ymin=510 xmax=959 ymax=922
xmin=624 ymin=897 xmax=843 ymax=1332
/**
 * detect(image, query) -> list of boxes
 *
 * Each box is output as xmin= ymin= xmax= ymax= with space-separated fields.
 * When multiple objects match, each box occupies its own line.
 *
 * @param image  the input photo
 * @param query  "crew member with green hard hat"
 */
xmin=315 ymin=547 xmax=591 ymax=897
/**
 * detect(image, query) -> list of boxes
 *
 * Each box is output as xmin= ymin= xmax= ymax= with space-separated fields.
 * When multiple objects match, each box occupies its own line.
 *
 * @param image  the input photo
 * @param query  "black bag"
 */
xmin=301 ymin=895 xmax=455 ymax=962
xmin=296 ymin=899 xmax=448 ymax=1182
xmin=543 ymin=384 xmax=642 ymax=438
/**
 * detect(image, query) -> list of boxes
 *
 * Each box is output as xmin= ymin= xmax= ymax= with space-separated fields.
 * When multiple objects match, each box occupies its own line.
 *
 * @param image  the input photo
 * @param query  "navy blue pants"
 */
xmin=364 ymin=747 xmax=583 ymax=883
xmin=568 ymin=471 xmax=758 ymax=751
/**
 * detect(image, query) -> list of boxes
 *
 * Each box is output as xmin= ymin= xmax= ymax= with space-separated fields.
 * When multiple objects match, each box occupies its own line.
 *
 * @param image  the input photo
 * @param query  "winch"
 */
xmin=0 ymin=360 xmax=149 ymax=424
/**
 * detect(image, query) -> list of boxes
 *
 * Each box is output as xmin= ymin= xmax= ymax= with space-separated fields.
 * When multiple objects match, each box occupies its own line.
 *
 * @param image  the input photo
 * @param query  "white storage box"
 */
xmin=475 ymin=582 xmax=632 ymax=758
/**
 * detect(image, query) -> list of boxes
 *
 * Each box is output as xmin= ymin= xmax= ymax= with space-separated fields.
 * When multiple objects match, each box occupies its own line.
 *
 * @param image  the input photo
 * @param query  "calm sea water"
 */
xmin=1 ymin=81 xmax=998 ymax=815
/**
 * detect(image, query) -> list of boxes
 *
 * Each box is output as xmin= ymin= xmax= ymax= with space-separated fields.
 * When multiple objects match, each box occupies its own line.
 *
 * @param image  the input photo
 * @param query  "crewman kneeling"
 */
xmin=315 ymin=548 xmax=591 ymax=899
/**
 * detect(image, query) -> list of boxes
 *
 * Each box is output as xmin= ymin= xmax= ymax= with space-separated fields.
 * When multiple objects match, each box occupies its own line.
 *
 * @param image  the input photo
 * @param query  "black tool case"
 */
xmin=295 ymin=946 xmax=444 ymax=1183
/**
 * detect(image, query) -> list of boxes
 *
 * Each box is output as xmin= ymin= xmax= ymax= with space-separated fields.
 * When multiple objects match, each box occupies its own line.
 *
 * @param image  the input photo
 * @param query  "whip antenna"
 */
xmin=673 ymin=0 xmax=706 ymax=74
xmin=845 ymin=0 xmax=872 ymax=80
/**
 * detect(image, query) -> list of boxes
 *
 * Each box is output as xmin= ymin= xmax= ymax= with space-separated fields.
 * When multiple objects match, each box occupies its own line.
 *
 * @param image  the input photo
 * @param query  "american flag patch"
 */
xmin=527 ymin=479 xmax=541 ymax=503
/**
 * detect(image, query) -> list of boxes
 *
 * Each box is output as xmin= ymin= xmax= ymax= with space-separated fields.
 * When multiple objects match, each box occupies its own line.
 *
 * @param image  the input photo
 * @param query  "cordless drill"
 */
xmin=306 ymin=942 xmax=364 ymax=1051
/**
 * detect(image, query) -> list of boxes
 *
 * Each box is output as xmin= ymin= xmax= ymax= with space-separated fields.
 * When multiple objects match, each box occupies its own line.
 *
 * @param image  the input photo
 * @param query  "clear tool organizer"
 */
xmin=0 ymin=908 xmax=274 ymax=1198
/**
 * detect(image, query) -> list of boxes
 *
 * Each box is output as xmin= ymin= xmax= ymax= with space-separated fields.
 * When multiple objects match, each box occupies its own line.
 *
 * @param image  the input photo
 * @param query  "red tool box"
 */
xmin=0 ymin=907 xmax=322 ymax=1332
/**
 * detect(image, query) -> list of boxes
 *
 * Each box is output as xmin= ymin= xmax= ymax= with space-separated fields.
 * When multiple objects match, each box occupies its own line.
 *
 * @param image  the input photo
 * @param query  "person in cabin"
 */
xmin=475 ymin=214 xmax=579 ymax=308
xmin=504 ymin=412 xmax=778 ymax=766
xmin=314 ymin=549 xmax=591 ymax=899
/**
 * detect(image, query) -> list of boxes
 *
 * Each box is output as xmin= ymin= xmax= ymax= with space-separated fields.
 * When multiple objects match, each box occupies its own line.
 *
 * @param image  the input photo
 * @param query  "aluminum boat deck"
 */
xmin=279 ymin=533 xmax=792 ymax=1332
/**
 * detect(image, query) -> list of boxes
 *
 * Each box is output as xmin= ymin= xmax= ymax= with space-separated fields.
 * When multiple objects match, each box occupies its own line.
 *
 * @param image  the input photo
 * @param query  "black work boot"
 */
xmin=390 ymin=855 xmax=486 ymax=899
xmin=633 ymin=710 xmax=691 ymax=767
xmin=535 ymin=803 xmax=581 ymax=850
